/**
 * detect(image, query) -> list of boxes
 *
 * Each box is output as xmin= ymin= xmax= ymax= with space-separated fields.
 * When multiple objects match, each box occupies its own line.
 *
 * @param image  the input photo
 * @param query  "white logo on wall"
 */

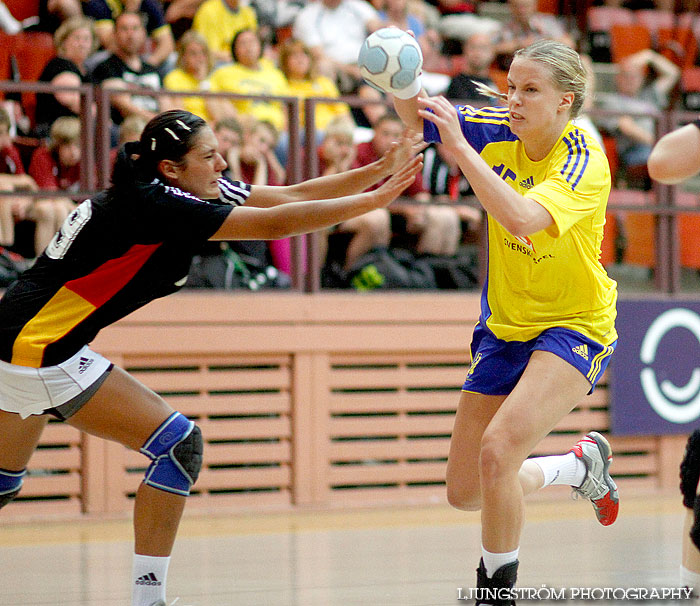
xmin=639 ymin=308 xmax=700 ymax=424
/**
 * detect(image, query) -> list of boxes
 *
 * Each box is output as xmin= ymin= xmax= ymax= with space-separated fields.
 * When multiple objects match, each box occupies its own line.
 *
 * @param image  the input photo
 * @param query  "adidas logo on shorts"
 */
xmin=136 ymin=572 xmax=162 ymax=586
xmin=572 ymin=344 xmax=589 ymax=360
xmin=77 ymin=357 xmax=93 ymax=374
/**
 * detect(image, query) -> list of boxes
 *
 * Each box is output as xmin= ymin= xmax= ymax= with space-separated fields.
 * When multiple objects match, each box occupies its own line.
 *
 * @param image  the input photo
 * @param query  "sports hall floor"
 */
xmin=0 ymin=494 xmax=686 ymax=605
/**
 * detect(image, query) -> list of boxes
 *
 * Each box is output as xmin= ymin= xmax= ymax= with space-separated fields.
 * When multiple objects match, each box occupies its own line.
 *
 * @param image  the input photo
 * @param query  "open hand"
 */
xmin=379 ymin=129 xmax=427 ymax=178
xmin=374 ymin=154 xmax=423 ymax=207
xmin=417 ymin=95 xmax=465 ymax=153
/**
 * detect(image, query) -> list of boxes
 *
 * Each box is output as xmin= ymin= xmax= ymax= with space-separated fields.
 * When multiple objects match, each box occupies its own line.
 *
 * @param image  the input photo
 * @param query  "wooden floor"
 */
xmin=0 ymin=494 xmax=686 ymax=606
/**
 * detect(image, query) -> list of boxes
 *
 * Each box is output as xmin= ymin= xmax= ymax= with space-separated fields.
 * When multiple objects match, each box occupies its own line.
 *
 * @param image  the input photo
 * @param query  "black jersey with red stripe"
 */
xmin=0 ymin=175 xmax=250 ymax=368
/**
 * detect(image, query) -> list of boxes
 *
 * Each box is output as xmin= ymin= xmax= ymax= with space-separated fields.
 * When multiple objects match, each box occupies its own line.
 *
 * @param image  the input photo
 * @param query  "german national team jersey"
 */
xmin=424 ymin=105 xmax=617 ymax=345
xmin=0 ymin=169 xmax=250 ymax=368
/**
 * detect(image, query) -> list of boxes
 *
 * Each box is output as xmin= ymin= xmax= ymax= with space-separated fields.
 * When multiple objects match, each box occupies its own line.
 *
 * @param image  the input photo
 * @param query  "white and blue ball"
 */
xmin=358 ymin=28 xmax=422 ymax=95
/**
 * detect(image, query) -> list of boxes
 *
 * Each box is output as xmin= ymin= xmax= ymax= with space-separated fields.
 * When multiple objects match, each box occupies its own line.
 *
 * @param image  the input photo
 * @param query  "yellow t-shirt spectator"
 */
xmin=285 ymin=76 xmax=351 ymax=131
xmin=192 ymin=0 xmax=257 ymax=62
xmin=163 ymin=68 xmax=212 ymax=122
xmin=210 ymin=58 xmax=289 ymax=132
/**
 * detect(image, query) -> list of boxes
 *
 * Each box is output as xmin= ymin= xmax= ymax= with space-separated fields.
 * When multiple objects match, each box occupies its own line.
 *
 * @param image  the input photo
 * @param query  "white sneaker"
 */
xmin=569 ymin=431 xmax=619 ymax=526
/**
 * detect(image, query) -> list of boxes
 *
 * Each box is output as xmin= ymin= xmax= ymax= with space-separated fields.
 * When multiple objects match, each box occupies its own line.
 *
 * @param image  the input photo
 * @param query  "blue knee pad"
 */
xmin=0 ymin=467 xmax=26 ymax=508
xmin=140 ymin=412 xmax=203 ymax=496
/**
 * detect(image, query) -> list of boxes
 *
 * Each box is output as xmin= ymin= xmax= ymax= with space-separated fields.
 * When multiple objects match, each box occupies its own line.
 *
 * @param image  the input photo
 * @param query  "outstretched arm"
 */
xmin=648 ymin=122 xmax=700 ymax=184
xmin=211 ymin=154 xmax=422 ymax=240
xmin=244 ymin=132 xmax=424 ymax=207
xmin=418 ymin=95 xmax=552 ymax=237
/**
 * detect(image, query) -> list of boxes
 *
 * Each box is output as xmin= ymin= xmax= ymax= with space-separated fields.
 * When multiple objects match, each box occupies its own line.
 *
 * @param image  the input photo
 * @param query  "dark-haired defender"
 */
xmin=0 ymin=110 xmax=422 ymax=606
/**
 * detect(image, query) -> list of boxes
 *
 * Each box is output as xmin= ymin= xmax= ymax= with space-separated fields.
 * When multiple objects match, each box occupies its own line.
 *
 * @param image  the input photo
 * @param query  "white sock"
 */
xmin=132 ymin=554 xmax=170 ymax=606
xmin=481 ymin=546 xmax=519 ymax=578
xmin=532 ymin=452 xmax=586 ymax=488
xmin=681 ymin=565 xmax=700 ymax=594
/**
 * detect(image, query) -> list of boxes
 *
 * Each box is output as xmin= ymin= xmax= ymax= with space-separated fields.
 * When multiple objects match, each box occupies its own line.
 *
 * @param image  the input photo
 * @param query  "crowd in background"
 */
xmin=0 ymin=0 xmax=698 ymax=289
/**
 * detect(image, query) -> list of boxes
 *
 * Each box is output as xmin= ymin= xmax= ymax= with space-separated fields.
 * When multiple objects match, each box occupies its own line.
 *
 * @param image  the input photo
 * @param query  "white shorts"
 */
xmin=0 ymin=346 xmax=113 ymax=419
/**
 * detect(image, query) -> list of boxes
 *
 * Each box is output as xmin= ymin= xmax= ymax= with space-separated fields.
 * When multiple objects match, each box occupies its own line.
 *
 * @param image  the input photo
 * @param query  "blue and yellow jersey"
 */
xmin=424 ymin=105 xmax=617 ymax=345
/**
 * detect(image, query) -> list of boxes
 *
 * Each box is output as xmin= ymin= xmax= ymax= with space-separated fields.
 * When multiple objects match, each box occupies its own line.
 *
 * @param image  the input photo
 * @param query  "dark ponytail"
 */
xmin=111 ymin=110 xmax=208 ymax=189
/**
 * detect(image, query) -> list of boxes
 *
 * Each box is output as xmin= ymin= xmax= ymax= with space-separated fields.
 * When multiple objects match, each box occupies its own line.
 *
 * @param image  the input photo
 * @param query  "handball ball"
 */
xmin=358 ymin=28 xmax=423 ymax=95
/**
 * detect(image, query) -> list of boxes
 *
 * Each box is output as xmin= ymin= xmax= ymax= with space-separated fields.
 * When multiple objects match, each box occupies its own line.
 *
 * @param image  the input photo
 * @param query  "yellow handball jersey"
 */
xmin=424 ymin=105 xmax=618 ymax=345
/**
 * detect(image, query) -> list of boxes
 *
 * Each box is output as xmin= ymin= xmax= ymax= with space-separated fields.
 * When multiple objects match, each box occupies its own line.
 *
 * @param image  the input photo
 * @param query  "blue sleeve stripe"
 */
xmin=560 ymin=130 xmax=590 ymax=191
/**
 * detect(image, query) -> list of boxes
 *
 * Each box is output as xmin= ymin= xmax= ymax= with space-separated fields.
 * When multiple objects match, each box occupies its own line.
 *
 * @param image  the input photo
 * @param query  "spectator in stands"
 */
xmin=35 ymin=17 xmax=98 ymax=139
xmin=91 ymin=12 xmax=169 ymax=131
xmin=0 ymin=108 xmax=37 ymax=251
xmin=597 ymin=49 xmax=679 ymax=189
xmin=208 ymin=29 xmax=289 ymax=133
xmin=163 ymin=30 xmax=214 ymax=122
xmin=353 ymin=112 xmax=462 ymax=258
xmin=82 ymin=0 xmax=175 ymax=70
xmin=493 ymin=0 xmax=575 ymax=70
xmin=27 ymin=117 xmax=81 ymax=255
xmin=192 ymin=0 xmax=257 ymax=65
xmin=109 ymin=113 xmax=148 ymax=168
xmin=292 ymin=0 xmax=382 ymax=95
xmin=446 ymin=31 xmax=498 ymax=104
xmin=319 ymin=116 xmax=393 ymax=274
xmin=421 ymin=141 xmax=482 ymax=245
xmin=277 ymin=38 xmax=352 ymax=166
xmin=279 ymin=39 xmax=351 ymax=135
xmin=213 ymin=116 xmax=244 ymax=181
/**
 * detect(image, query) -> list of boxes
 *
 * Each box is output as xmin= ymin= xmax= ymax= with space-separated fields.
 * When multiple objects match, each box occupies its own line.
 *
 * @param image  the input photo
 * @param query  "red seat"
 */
xmin=657 ymin=27 xmax=698 ymax=69
xmin=610 ymin=24 xmax=652 ymax=63
xmin=621 ymin=212 xmax=655 ymax=268
xmin=3 ymin=0 xmax=39 ymax=21
xmin=679 ymin=214 xmax=700 ymax=269
xmin=12 ymin=32 xmax=56 ymax=128
xmin=599 ymin=213 xmax=618 ymax=266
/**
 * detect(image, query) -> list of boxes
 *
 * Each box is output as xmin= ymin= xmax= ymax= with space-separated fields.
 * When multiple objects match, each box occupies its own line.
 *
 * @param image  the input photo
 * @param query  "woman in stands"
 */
xmin=0 ymin=109 xmax=422 ymax=606
xmin=35 ymin=16 xmax=96 ymax=138
xmin=389 ymin=39 xmax=619 ymax=603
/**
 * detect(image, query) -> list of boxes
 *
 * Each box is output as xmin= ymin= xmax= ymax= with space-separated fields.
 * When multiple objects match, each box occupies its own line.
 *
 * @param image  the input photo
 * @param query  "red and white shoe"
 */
xmin=569 ymin=431 xmax=619 ymax=526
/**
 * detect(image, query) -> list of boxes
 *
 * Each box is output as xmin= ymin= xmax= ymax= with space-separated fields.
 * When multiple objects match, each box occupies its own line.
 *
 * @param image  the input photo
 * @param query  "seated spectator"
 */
xmin=82 ymin=0 xmax=175 ymax=70
xmin=596 ymin=49 xmax=679 ymax=188
xmin=208 ymin=29 xmax=289 ymax=133
xmin=35 ymin=16 xmax=97 ymax=139
xmin=277 ymin=38 xmax=352 ymax=165
xmin=319 ymin=116 xmax=392 ymax=273
xmin=91 ymin=12 xmax=169 ymax=133
xmin=446 ymin=31 xmax=498 ymax=104
xmin=163 ymin=30 xmax=214 ymax=122
xmin=493 ymin=0 xmax=576 ymax=70
xmin=352 ymin=112 xmax=461 ymax=258
xmin=279 ymin=39 xmax=351 ymax=134
xmin=109 ymin=113 xmax=148 ymax=168
xmin=27 ymin=117 xmax=81 ymax=255
xmin=213 ymin=116 xmax=244 ymax=181
xmin=192 ymin=0 xmax=257 ymax=65
xmin=421 ymin=142 xmax=482 ymax=244
xmin=0 ymin=108 xmax=37 ymax=251
xmin=227 ymin=118 xmax=286 ymax=186
xmin=292 ymin=0 xmax=382 ymax=95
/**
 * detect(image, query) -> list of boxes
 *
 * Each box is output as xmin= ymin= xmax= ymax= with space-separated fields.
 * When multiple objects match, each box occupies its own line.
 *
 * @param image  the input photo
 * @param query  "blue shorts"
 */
xmin=462 ymin=323 xmax=616 ymax=396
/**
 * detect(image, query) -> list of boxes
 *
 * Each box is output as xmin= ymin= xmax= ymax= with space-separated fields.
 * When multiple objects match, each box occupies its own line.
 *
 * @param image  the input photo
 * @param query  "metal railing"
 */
xmin=1 ymin=80 xmax=699 ymax=293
